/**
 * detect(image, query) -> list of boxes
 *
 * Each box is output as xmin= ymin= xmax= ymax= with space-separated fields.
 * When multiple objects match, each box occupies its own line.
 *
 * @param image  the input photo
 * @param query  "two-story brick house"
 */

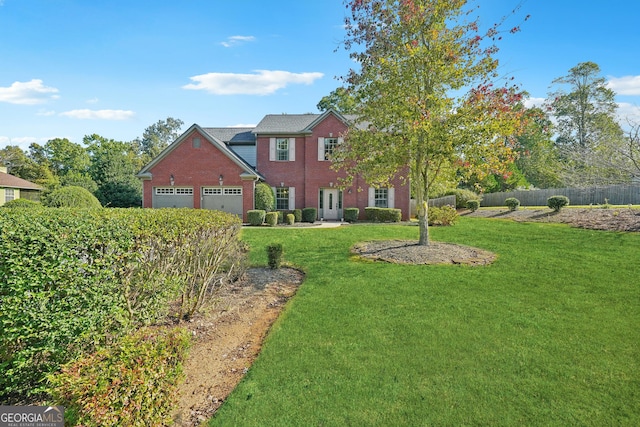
xmin=137 ymin=109 xmax=410 ymax=222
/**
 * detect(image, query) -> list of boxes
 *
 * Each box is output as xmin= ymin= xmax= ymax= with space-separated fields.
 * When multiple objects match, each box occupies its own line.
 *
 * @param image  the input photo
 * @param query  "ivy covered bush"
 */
xmin=548 ymin=195 xmax=570 ymax=212
xmin=0 ymin=207 xmax=244 ymax=403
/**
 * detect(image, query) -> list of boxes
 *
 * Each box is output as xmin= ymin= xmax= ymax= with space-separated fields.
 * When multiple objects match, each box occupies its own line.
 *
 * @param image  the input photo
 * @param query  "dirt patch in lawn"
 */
xmin=352 ymin=240 xmax=496 ymax=266
xmin=172 ymin=267 xmax=304 ymax=426
xmin=463 ymin=207 xmax=640 ymax=232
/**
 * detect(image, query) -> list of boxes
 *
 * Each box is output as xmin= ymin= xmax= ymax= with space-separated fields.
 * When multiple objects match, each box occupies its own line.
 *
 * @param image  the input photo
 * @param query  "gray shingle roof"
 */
xmin=202 ymin=127 xmax=256 ymax=145
xmin=253 ymin=114 xmax=321 ymax=134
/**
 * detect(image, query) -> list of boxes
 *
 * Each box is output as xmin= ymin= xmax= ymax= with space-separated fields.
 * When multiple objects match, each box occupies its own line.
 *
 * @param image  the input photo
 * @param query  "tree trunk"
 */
xmin=417 ymin=201 xmax=429 ymax=246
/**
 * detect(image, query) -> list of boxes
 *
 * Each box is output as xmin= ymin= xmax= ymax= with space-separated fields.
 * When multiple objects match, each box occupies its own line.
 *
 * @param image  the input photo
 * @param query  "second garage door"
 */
xmin=201 ymin=187 xmax=243 ymax=217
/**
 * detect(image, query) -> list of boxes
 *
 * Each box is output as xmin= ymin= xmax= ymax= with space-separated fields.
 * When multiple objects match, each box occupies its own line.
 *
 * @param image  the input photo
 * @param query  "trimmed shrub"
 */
xmin=265 ymin=211 xmax=278 ymax=226
xmin=365 ymin=207 xmax=402 ymax=222
xmin=267 ymin=243 xmax=283 ymax=269
xmin=428 ymin=205 xmax=459 ymax=226
xmin=286 ymin=213 xmax=295 ymax=225
xmin=302 ymin=207 xmax=317 ymax=223
xmin=247 ymin=209 xmax=266 ymax=226
xmin=42 ymin=186 xmax=102 ymax=209
xmin=444 ymin=189 xmax=481 ymax=209
xmin=505 ymin=197 xmax=520 ymax=211
xmin=292 ymin=209 xmax=302 ymax=223
xmin=344 ymin=207 xmax=359 ymax=222
xmin=277 ymin=210 xmax=284 ymax=223
xmin=548 ymin=195 xmax=570 ymax=212
xmin=0 ymin=208 xmax=244 ymax=402
xmin=1 ymin=199 xmax=42 ymax=209
xmin=49 ymin=327 xmax=190 ymax=427
xmin=254 ymin=182 xmax=275 ymax=212
xmin=466 ymin=200 xmax=480 ymax=212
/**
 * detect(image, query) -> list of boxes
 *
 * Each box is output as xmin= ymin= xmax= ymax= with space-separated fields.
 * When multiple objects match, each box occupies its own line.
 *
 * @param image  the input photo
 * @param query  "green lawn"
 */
xmin=210 ymin=218 xmax=639 ymax=426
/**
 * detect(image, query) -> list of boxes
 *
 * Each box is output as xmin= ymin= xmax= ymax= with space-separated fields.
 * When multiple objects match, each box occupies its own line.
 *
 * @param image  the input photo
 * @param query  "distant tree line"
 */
xmin=0 ymin=117 xmax=184 ymax=207
xmin=319 ymin=61 xmax=640 ymax=193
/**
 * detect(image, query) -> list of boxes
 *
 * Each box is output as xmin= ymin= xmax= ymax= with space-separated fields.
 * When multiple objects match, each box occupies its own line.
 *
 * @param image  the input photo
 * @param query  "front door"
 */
xmin=323 ymin=188 xmax=339 ymax=220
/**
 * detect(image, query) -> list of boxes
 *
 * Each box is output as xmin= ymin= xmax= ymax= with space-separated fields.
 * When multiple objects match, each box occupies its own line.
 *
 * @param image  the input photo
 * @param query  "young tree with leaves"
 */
xmin=334 ymin=0 xmax=527 ymax=245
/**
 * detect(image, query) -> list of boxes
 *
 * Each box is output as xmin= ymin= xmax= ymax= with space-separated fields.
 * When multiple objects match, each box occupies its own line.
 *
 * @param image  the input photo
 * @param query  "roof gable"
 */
xmin=137 ymin=124 xmax=262 ymax=180
xmin=252 ymin=109 xmax=354 ymax=135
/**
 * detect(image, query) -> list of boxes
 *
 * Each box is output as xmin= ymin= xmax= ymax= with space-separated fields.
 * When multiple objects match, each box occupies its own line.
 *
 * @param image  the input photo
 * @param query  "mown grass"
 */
xmin=210 ymin=218 xmax=639 ymax=426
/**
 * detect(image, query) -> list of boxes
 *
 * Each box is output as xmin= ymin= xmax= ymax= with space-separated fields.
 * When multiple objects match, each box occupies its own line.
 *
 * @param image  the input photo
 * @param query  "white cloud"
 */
xmin=37 ymin=109 xmax=56 ymax=117
xmin=617 ymin=102 xmax=640 ymax=124
xmin=0 ymin=79 xmax=59 ymax=105
xmin=59 ymin=109 xmax=135 ymax=120
xmin=220 ymin=35 xmax=256 ymax=48
xmin=183 ymin=70 xmax=324 ymax=95
xmin=607 ymin=75 xmax=640 ymax=95
xmin=524 ymin=97 xmax=545 ymax=109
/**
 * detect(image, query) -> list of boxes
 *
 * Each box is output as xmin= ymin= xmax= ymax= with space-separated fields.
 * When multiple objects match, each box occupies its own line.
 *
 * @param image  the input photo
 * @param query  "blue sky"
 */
xmin=1 ymin=0 xmax=639 ymax=152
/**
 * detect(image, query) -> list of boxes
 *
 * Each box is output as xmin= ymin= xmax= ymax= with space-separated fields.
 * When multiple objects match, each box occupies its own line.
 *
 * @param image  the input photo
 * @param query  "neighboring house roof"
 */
xmin=0 ymin=172 xmax=42 ymax=190
xmin=136 ymin=124 xmax=264 ymax=180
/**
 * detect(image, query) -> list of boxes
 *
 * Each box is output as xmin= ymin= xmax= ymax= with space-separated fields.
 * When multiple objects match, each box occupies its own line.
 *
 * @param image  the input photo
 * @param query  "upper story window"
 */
xmin=318 ymin=137 xmax=343 ymax=161
xmin=324 ymin=138 xmax=338 ymax=160
xmin=276 ymin=138 xmax=289 ymax=161
xmin=270 ymin=137 xmax=295 ymax=162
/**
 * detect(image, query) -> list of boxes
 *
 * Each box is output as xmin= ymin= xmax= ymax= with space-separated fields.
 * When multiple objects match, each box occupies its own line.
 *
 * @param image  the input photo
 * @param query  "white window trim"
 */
xmin=318 ymin=137 xmax=342 ymax=161
xmin=270 ymin=137 xmax=295 ymax=162
xmin=367 ymin=187 xmax=394 ymax=208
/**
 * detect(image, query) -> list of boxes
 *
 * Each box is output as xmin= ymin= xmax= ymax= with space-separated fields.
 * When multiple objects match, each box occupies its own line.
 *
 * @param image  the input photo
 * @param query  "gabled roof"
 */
xmin=0 ymin=171 xmax=42 ymax=190
xmin=252 ymin=109 xmax=360 ymax=135
xmin=136 ymin=124 xmax=263 ymax=180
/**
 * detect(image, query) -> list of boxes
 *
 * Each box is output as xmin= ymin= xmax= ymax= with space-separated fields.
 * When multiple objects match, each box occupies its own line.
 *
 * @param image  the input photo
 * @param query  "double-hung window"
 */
xmin=275 ymin=187 xmax=290 ymax=210
xmin=276 ymin=138 xmax=289 ymax=161
xmin=324 ymin=137 xmax=338 ymax=160
xmin=374 ymin=188 xmax=388 ymax=208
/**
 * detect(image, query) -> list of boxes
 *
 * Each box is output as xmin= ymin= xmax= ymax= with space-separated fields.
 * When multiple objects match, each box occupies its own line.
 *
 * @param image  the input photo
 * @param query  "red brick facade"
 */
xmin=139 ymin=112 xmax=411 ymax=221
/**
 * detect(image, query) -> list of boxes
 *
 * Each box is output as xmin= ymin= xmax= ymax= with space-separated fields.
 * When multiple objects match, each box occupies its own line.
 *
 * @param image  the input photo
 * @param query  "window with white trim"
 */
xmin=324 ymin=137 xmax=338 ymax=160
xmin=175 ymin=188 xmax=193 ymax=195
xmin=275 ymin=187 xmax=289 ymax=210
xmin=276 ymin=138 xmax=289 ymax=161
xmin=5 ymin=189 xmax=15 ymax=202
xmin=156 ymin=187 xmax=175 ymax=195
xmin=374 ymin=188 xmax=388 ymax=208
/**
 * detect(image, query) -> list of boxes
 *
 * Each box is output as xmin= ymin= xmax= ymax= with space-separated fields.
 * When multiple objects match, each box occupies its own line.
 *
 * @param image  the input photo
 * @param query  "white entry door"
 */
xmin=323 ymin=188 xmax=339 ymax=220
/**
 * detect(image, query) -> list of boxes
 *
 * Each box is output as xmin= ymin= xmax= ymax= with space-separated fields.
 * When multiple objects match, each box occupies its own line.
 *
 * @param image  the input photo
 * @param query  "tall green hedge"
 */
xmin=0 ymin=207 xmax=244 ymax=402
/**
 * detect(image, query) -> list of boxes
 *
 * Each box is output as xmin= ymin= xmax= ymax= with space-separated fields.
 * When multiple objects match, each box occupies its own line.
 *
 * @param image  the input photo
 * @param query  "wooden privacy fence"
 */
xmin=410 ymin=195 xmax=457 ymax=217
xmin=480 ymin=184 xmax=640 ymax=207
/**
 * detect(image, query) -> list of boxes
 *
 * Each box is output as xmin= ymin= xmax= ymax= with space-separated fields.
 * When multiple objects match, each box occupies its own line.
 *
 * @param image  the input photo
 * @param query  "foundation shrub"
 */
xmin=265 ymin=212 xmax=278 ymax=227
xmin=254 ymin=182 xmax=275 ymax=212
xmin=286 ymin=213 xmax=295 ymax=225
xmin=302 ymin=207 xmax=317 ymax=223
xmin=247 ymin=210 xmax=266 ymax=226
xmin=365 ymin=207 xmax=402 ymax=222
xmin=292 ymin=209 xmax=302 ymax=223
xmin=344 ymin=207 xmax=359 ymax=222
xmin=1 ymin=199 xmax=42 ymax=209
